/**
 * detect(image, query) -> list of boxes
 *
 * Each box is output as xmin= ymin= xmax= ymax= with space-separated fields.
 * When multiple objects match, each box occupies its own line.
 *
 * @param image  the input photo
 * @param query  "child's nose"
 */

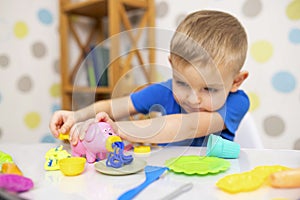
xmin=188 ymin=93 xmax=202 ymax=104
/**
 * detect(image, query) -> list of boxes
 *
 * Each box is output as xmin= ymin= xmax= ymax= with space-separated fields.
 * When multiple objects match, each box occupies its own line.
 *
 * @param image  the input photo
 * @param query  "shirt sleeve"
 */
xmin=217 ymin=90 xmax=250 ymax=134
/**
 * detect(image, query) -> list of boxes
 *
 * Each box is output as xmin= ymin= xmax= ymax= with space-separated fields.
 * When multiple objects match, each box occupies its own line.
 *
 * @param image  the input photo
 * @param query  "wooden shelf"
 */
xmin=59 ymin=0 xmax=156 ymax=110
xmin=63 ymin=0 xmax=108 ymax=18
xmin=63 ymin=0 xmax=148 ymax=18
xmin=64 ymin=85 xmax=112 ymax=93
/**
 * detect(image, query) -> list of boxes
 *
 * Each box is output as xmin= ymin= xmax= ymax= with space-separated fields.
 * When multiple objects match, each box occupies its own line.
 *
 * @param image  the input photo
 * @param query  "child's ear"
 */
xmin=230 ymin=71 xmax=249 ymax=92
xmin=168 ymin=55 xmax=172 ymax=65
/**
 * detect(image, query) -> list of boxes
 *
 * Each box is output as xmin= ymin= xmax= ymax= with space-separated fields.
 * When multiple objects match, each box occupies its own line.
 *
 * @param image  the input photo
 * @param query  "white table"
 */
xmin=0 ymin=143 xmax=299 ymax=200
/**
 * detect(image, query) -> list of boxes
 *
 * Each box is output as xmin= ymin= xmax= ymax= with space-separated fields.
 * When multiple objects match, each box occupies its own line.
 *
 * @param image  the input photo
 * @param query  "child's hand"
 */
xmin=69 ymin=118 xmax=95 ymax=145
xmin=69 ymin=112 xmax=117 ymax=145
xmin=49 ymin=110 xmax=75 ymax=138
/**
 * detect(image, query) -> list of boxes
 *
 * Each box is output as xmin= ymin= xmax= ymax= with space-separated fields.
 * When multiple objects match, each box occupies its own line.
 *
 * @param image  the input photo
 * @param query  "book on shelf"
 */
xmin=90 ymin=45 xmax=109 ymax=87
xmin=85 ymin=51 xmax=97 ymax=87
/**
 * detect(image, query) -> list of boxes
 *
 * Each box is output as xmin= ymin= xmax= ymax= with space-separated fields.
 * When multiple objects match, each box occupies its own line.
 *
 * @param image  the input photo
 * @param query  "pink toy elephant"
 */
xmin=71 ymin=122 xmax=118 ymax=163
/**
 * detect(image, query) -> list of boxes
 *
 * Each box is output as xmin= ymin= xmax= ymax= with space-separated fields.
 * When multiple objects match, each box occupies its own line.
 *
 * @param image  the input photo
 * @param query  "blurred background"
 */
xmin=0 ymin=0 xmax=299 ymax=149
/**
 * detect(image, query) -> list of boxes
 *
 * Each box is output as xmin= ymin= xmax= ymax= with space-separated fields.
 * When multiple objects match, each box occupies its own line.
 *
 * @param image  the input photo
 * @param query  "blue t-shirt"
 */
xmin=130 ymin=79 xmax=250 ymax=146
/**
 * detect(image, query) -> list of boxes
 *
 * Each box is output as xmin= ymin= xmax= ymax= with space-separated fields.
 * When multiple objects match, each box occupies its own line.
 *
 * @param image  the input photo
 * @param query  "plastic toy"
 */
xmin=71 ymin=122 xmax=119 ymax=163
xmin=216 ymin=165 xmax=289 ymax=193
xmin=71 ymin=122 xmax=131 ymax=164
xmin=58 ymin=133 xmax=69 ymax=140
xmin=165 ymin=155 xmax=230 ymax=175
xmin=95 ymin=158 xmax=146 ymax=175
xmin=270 ymin=168 xmax=300 ymax=188
xmin=134 ymin=145 xmax=151 ymax=153
xmin=118 ymin=165 xmax=169 ymax=200
xmin=206 ymin=134 xmax=240 ymax=159
xmin=160 ymin=182 xmax=193 ymax=200
xmin=0 ymin=174 xmax=34 ymax=193
xmin=59 ymin=157 xmax=86 ymax=176
xmin=124 ymin=143 xmax=133 ymax=151
xmin=44 ymin=145 xmax=71 ymax=170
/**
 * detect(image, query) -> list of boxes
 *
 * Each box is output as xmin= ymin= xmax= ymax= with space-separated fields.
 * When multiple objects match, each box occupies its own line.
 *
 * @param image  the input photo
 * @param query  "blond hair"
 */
xmin=170 ymin=10 xmax=248 ymax=73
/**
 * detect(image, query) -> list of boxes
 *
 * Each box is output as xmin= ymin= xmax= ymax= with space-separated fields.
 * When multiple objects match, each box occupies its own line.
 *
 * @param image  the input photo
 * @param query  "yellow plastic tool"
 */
xmin=59 ymin=157 xmax=86 ymax=176
xmin=58 ymin=132 xmax=70 ymax=140
xmin=134 ymin=146 xmax=151 ymax=153
xmin=106 ymin=136 xmax=122 ymax=152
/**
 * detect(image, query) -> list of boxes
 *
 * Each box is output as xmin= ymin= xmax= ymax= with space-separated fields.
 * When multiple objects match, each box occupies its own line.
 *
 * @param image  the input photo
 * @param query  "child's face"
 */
xmin=171 ymin=62 xmax=237 ymax=113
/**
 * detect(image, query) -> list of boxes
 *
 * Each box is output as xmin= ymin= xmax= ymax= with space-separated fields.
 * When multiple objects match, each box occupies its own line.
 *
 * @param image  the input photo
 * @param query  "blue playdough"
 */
xmin=106 ymin=142 xmax=133 ymax=168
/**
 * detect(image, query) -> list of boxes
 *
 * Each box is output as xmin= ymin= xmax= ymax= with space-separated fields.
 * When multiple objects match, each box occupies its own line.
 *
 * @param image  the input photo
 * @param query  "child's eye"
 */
xmin=204 ymin=87 xmax=218 ymax=93
xmin=176 ymin=81 xmax=189 ymax=87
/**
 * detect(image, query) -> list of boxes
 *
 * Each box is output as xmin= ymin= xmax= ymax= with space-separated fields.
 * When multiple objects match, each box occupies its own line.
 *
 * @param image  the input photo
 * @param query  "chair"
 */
xmin=235 ymin=113 xmax=264 ymax=149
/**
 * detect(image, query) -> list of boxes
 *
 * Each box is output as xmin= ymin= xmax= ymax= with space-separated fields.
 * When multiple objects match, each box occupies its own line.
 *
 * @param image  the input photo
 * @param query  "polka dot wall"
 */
xmin=0 ymin=0 xmax=299 ymax=149
xmin=155 ymin=0 xmax=300 ymax=149
xmin=0 ymin=1 xmax=60 ymax=143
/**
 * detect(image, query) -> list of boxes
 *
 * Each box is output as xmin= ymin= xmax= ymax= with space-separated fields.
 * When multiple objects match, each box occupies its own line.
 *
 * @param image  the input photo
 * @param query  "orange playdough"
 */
xmin=2 ymin=163 xmax=23 ymax=176
xmin=270 ymin=168 xmax=300 ymax=188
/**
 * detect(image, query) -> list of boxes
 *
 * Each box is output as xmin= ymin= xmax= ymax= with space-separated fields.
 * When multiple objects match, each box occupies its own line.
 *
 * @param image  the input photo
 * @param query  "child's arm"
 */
xmin=115 ymin=111 xmax=224 ymax=144
xmin=94 ymin=97 xmax=225 ymax=144
xmin=49 ymin=96 xmax=137 ymax=138
xmin=75 ymin=96 xmax=137 ymax=121
xmin=67 ymin=96 xmax=138 ymax=144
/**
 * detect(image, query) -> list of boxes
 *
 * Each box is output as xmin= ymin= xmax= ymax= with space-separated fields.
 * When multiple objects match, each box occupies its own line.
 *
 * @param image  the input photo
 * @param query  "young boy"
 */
xmin=50 ymin=10 xmax=249 ymax=146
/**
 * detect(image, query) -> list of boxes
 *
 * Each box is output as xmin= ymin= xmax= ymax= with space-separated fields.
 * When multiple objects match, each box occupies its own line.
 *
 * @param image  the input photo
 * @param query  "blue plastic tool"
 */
xmin=118 ymin=165 xmax=169 ymax=200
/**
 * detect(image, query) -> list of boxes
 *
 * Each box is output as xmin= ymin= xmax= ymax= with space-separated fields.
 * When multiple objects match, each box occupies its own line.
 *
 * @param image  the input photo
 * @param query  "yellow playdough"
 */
xmin=216 ymin=165 xmax=290 ymax=193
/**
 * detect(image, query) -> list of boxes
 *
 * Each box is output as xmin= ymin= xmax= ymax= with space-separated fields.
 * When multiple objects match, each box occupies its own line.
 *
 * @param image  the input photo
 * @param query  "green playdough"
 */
xmin=0 ymin=151 xmax=13 ymax=169
xmin=165 ymin=155 xmax=230 ymax=175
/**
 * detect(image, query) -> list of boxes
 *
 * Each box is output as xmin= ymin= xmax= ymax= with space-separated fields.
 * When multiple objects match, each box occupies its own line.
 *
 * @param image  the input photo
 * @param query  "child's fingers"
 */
xmin=79 ymin=119 xmax=94 ymax=140
xmin=69 ymin=126 xmax=76 ymax=145
xmin=49 ymin=116 xmax=62 ymax=137
xmin=59 ymin=118 xmax=74 ymax=134
xmin=69 ymin=123 xmax=82 ymax=145
xmin=95 ymin=112 xmax=110 ymax=122
xmin=95 ymin=112 xmax=118 ymax=135
xmin=95 ymin=112 xmax=115 ymax=126
xmin=50 ymin=125 xmax=59 ymax=138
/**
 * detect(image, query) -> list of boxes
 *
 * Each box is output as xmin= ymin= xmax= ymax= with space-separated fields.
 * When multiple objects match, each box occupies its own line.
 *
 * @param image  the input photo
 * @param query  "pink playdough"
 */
xmin=0 ymin=174 xmax=34 ymax=193
xmin=71 ymin=122 xmax=117 ymax=163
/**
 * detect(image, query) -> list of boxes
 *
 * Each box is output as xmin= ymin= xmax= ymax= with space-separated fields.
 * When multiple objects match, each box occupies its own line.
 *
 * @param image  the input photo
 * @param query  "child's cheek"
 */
xmin=210 ymin=95 xmax=227 ymax=111
xmin=172 ymin=86 xmax=184 ymax=103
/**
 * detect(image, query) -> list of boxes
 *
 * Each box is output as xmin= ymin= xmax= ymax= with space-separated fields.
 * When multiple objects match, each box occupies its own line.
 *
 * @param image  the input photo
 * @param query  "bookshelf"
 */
xmin=59 ymin=0 xmax=156 ymax=110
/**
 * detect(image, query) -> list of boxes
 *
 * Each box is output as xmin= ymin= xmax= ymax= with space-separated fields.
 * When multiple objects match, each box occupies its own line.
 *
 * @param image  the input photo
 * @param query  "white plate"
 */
xmin=94 ymin=158 xmax=147 ymax=176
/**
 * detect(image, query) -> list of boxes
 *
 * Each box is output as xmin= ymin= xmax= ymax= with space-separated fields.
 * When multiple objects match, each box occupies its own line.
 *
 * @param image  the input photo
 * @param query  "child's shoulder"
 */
xmin=131 ymin=79 xmax=173 ymax=98
xmin=229 ymin=90 xmax=249 ymax=99
xmin=157 ymin=79 xmax=172 ymax=88
xmin=227 ymin=90 xmax=250 ymax=108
